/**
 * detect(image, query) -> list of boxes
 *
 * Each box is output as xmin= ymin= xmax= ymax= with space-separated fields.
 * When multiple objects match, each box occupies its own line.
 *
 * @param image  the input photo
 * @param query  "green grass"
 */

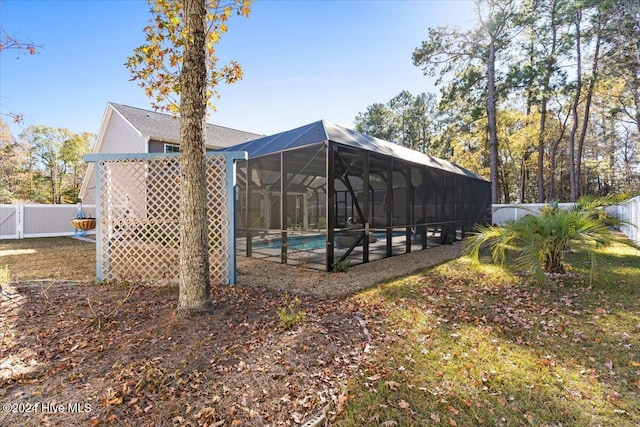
xmin=337 ymin=242 xmax=640 ymax=426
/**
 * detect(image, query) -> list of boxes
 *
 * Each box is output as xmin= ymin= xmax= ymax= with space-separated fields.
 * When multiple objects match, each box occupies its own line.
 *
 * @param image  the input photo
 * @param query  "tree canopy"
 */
xmin=126 ymin=0 xmax=251 ymax=114
xmin=356 ymin=0 xmax=639 ymax=203
xmin=0 ymin=121 xmax=94 ymax=204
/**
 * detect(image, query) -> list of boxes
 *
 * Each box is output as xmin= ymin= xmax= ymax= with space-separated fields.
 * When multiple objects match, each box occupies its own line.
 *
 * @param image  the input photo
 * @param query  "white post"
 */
xmin=303 ymin=193 xmax=309 ymax=230
xmin=17 ymin=203 xmax=24 ymax=239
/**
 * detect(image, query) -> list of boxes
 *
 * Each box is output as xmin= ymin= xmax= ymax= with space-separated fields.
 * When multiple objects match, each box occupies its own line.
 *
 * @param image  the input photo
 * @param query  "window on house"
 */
xmin=164 ymin=144 xmax=180 ymax=153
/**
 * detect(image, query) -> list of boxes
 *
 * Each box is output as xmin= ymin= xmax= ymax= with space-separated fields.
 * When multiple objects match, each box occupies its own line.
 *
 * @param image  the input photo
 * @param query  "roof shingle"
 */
xmin=109 ymin=102 xmax=262 ymax=148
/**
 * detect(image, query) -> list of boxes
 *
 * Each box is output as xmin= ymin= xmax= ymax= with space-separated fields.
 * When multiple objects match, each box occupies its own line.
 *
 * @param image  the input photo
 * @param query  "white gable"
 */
xmin=79 ymin=105 xmax=147 ymax=203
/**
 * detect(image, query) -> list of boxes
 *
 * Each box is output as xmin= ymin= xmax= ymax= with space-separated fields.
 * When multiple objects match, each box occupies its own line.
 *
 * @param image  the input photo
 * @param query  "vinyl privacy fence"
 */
xmin=492 ymin=199 xmax=640 ymax=244
xmin=0 ymin=203 xmax=96 ymax=240
xmin=618 ymin=196 xmax=640 ymax=244
xmin=492 ymin=203 xmax=576 ymax=225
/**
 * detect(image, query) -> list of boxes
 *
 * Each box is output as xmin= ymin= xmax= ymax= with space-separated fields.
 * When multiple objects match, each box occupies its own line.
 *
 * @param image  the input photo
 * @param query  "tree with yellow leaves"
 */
xmin=126 ymin=0 xmax=251 ymax=314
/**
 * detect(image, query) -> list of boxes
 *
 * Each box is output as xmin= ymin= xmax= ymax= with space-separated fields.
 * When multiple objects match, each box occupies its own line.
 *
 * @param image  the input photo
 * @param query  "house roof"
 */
xmin=109 ymin=102 xmax=262 ymax=148
xmin=222 ymin=120 xmax=488 ymax=181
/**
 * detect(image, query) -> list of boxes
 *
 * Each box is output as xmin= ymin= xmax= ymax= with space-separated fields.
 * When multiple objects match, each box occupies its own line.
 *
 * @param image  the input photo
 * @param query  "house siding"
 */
xmin=80 ymin=102 xmax=261 ymax=203
xmin=103 ymin=110 xmax=147 ymax=154
xmin=81 ymin=108 xmax=147 ymax=203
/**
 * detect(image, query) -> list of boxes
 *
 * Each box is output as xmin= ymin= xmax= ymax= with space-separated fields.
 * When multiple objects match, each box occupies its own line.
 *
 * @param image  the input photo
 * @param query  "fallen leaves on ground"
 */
xmin=0 ymin=281 xmax=373 ymax=426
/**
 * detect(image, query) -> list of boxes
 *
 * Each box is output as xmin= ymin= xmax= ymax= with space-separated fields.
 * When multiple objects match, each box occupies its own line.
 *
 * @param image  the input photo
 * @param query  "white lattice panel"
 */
xmin=97 ymin=155 xmax=231 ymax=284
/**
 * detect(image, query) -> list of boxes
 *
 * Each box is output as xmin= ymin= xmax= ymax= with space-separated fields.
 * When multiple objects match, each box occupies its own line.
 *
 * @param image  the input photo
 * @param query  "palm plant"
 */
xmin=463 ymin=197 xmax=628 ymax=285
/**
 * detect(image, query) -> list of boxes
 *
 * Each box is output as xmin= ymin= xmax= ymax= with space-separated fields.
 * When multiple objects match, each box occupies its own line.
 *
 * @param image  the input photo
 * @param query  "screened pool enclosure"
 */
xmin=223 ymin=121 xmax=491 ymax=271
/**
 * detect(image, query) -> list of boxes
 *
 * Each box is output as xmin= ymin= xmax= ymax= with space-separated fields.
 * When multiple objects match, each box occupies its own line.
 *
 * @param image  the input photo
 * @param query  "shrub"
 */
xmin=332 ymin=260 xmax=350 ymax=273
xmin=277 ymin=295 xmax=306 ymax=330
xmin=464 ymin=197 xmax=629 ymax=285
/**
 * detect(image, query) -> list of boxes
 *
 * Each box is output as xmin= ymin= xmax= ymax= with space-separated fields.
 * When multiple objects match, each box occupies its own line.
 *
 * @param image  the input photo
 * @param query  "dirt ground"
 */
xmin=0 ymin=237 xmax=462 ymax=426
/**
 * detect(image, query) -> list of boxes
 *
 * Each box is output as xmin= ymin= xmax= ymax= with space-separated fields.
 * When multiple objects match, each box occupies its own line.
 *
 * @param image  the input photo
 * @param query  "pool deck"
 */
xmin=236 ymin=230 xmax=445 ymax=271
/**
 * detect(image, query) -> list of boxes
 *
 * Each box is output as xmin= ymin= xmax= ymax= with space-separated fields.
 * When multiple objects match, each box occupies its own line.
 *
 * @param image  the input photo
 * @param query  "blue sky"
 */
xmin=1 ymin=0 xmax=475 ymax=138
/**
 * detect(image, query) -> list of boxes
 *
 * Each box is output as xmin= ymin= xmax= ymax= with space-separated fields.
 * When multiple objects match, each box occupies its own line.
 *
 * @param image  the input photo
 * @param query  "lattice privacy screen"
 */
xmin=94 ymin=153 xmax=238 ymax=284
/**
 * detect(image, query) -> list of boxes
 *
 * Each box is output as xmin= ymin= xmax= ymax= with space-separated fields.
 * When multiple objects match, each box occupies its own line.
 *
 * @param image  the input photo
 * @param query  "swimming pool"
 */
xmin=252 ymin=231 xmax=402 ymax=251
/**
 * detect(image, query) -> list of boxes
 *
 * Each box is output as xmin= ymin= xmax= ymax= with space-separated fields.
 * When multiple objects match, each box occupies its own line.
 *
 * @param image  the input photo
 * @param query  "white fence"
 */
xmin=3 ymin=198 xmax=639 ymax=245
xmin=492 ymin=203 xmax=576 ymax=225
xmin=618 ymin=196 xmax=640 ymax=244
xmin=0 ymin=204 xmax=96 ymax=240
xmin=492 ymin=198 xmax=640 ymax=244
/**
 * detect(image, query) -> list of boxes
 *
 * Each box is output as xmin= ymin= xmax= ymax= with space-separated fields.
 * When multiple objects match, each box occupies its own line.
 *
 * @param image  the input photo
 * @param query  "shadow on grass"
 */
xmin=337 ymin=247 xmax=640 ymax=426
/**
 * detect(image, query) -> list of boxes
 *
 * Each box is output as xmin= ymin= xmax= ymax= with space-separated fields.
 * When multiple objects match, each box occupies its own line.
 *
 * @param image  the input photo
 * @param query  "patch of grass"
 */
xmin=0 ymin=237 xmax=95 ymax=281
xmin=0 ymin=265 xmax=9 ymax=287
xmin=337 ymin=243 xmax=640 ymax=426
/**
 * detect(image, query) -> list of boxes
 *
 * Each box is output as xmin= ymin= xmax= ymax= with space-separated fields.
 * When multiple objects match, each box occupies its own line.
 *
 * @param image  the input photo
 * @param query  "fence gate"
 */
xmin=0 ymin=204 xmax=19 ymax=239
xmin=84 ymin=152 xmax=246 ymax=284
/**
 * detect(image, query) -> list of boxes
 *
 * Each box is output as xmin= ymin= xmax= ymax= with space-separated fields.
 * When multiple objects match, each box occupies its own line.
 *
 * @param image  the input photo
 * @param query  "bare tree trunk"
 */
xmin=522 ymin=40 xmax=534 ymax=204
xmin=576 ymin=8 xmax=602 ymax=197
xmin=549 ymin=140 xmax=558 ymax=200
xmin=536 ymin=97 xmax=548 ymax=202
xmin=177 ymin=0 xmax=212 ymax=315
xmin=519 ymin=150 xmax=529 ymax=203
xmin=548 ymin=106 xmax=570 ymax=201
xmin=631 ymin=35 xmax=640 ymax=134
xmin=49 ymin=171 xmax=56 ymax=203
xmin=487 ymin=38 xmax=500 ymax=204
xmin=635 ymin=79 xmax=640 ymax=134
xmin=629 ymin=0 xmax=640 ymax=133
xmin=536 ymin=0 xmax=559 ymax=202
xmin=608 ymin=116 xmax=616 ymax=191
xmin=568 ymin=9 xmax=582 ymax=202
xmin=56 ymin=164 xmax=66 ymax=203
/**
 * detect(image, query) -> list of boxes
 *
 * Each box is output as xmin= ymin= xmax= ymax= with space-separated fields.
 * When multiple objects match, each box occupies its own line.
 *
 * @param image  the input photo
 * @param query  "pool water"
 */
xmin=253 ymin=231 xmax=401 ymax=251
